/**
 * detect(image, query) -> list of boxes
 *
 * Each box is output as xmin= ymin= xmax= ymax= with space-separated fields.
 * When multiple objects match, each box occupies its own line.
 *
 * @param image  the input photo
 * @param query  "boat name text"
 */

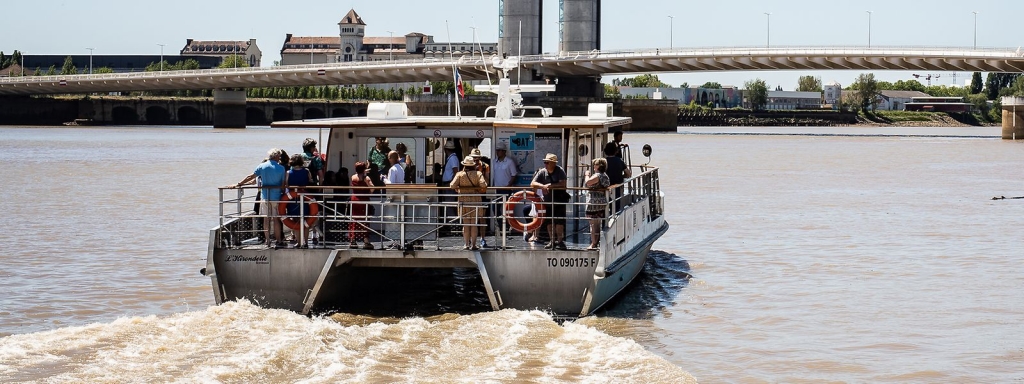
xmin=225 ymin=254 xmax=269 ymax=264
xmin=546 ymin=257 xmax=597 ymax=268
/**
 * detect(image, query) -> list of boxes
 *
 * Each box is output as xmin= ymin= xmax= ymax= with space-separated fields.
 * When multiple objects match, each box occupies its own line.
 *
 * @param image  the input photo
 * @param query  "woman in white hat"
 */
xmin=450 ymin=155 xmax=488 ymax=250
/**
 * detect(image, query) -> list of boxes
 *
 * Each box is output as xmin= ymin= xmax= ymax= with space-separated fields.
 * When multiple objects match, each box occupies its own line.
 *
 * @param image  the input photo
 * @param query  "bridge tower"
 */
xmin=555 ymin=0 xmax=603 ymax=97
xmin=1001 ymin=97 xmax=1024 ymax=140
xmin=500 ymin=0 xmax=543 ymax=85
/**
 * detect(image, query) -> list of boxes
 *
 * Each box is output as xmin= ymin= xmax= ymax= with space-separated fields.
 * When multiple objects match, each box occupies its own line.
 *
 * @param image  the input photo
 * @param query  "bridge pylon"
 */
xmin=213 ymin=89 xmax=246 ymax=129
xmin=1002 ymin=97 xmax=1024 ymax=140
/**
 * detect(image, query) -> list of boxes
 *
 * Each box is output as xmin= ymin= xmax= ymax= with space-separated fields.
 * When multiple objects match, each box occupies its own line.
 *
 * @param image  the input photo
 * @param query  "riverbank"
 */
xmin=676 ymin=109 xmax=996 ymax=128
xmin=678 ymin=125 xmax=1003 ymax=138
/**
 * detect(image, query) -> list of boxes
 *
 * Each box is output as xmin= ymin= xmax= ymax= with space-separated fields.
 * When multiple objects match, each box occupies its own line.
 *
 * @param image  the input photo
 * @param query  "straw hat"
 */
xmin=461 ymin=155 xmax=477 ymax=166
xmin=470 ymin=148 xmax=483 ymax=158
xmin=444 ymin=141 xmax=456 ymax=150
xmin=495 ymin=142 xmax=508 ymax=150
xmin=542 ymin=153 xmax=558 ymax=163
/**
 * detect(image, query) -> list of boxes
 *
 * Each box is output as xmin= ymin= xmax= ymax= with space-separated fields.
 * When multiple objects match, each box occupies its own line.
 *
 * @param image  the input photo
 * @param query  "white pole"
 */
xmin=387 ymin=31 xmax=394 ymax=61
xmin=445 ymin=20 xmax=461 ymax=117
xmin=866 ymin=11 xmax=872 ymax=48
xmin=972 ymin=11 xmax=979 ymax=49
xmin=157 ymin=44 xmax=165 ymax=71
xmin=763 ymin=13 xmax=771 ymax=48
xmin=86 ymin=47 xmax=94 ymax=74
xmin=668 ymin=16 xmax=674 ymax=49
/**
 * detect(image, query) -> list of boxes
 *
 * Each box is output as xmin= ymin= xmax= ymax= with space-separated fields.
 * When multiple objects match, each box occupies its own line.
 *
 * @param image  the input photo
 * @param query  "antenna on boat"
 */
xmin=517 ymin=20 xmax=522 ymax=87
xmin=472 ymin=18 xmax=492 ymax=86
xmin=445 ymin=20 xmax=462 ymax=118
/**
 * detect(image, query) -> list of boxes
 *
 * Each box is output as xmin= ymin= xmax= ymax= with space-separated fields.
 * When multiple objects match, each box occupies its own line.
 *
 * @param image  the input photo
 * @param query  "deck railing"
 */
xmin=215 ymin=167 xmax=661 ymax=251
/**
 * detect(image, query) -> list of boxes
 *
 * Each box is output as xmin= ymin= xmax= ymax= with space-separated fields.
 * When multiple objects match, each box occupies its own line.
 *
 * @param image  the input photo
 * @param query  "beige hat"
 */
xmin=470 ymin=148 xmax=483 ymax=158
xmin=444 ymin=141 xmax=456 ymax=150
xmin=542 ymin=153 xmax=558 ymax=163
xmin=461 ymin=155 xmax=477 ymax=166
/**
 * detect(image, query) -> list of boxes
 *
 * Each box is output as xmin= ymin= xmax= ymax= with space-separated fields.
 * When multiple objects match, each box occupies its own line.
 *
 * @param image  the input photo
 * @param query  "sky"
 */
xmin=2 ymin=0 xmax=1020 ymax=90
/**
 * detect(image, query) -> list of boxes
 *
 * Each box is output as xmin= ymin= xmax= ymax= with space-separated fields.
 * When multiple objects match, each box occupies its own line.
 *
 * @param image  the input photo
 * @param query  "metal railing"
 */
xmin=214 ymin=166 xmax=661 ymax=252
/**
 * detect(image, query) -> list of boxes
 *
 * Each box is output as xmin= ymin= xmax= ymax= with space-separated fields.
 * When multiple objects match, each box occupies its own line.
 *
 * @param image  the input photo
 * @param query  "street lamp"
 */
xmin=387 ymin=30 xmax=394 ymax=61
xmin=866 ymin=11 xmax=872 ymax=48
xmin=668 ymin=16 xmax=674 ymax=49
xmin=972 ymin=11 xmax=979 ymax=49
xmin=85 ymin=47 xmax=94 ymax=74
xmin=469 ymin=26 xmax=476 ymax=59
xmin=763 ymin=13 xmax=771 ymax=48
xmin=157 ymin=44 xmax=165 ymax=71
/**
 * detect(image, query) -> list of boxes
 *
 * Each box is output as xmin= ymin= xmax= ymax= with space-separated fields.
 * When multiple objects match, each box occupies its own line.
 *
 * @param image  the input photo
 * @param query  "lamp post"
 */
xmin=469 ymin=26 xmax=476 ymax=59
xmin=387 ymin=30 xmax=394 ymax=61
xmin=866 ymin=10 xmax=872 ymax=48
xmin=157 ymin=44 xmax=165 ymax=71
xmin=763 ymin=13 xmax=771 ymax=48
xmin=668 ymin=16 xmax=674 ymax=49
xmin=85 ymin=47 xmax=94 ymax=74
xmin=972 ymin=11 xmax=979 ymax=49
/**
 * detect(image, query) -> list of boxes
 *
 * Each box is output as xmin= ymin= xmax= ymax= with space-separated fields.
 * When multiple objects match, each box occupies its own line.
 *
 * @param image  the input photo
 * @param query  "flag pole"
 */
xmin=445 ymin=20 xmax=462 ymax=118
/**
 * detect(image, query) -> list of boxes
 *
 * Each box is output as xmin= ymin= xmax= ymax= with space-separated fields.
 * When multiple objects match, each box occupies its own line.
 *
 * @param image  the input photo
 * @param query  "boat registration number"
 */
xmin=546 ymin=257 xmax=597 ymax=268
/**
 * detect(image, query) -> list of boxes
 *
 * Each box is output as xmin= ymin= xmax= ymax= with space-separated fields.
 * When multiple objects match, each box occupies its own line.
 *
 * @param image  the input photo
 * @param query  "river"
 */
xmin=0 ymin=125 xmax=1021 ymax=382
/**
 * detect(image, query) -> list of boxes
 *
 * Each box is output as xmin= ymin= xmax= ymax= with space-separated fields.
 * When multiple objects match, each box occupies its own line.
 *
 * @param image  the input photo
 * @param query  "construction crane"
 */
xmin=912 ymin=74 xmax=941 ymax=86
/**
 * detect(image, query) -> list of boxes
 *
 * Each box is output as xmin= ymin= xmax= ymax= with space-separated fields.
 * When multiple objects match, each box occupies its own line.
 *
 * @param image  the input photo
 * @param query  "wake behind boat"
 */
xmin=202 ymin=57 xmax=668 ymax=317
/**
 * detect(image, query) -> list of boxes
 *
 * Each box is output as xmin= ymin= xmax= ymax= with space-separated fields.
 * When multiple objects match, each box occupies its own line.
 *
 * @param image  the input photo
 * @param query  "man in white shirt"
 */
xmin=441 ymin=141 xmax=459 ymax=185
xmin=491 ymin=142 xmax=518 ymax=194
xmin=383 ymin=151 xmax=405 ymax=185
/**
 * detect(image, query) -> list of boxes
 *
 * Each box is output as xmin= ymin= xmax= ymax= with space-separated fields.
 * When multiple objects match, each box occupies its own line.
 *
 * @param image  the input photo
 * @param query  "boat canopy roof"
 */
xmin=271 ymin=102 xmax=632 ymax=131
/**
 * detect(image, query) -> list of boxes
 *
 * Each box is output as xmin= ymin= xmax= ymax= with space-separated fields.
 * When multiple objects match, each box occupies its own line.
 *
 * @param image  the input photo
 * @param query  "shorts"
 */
xmin=545 ymin=196 xmax=568 ymax=226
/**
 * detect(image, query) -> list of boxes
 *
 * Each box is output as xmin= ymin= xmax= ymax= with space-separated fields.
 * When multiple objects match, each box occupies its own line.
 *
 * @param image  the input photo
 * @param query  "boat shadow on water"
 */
xmin=310 ymin=250 xmax=692 ymax=321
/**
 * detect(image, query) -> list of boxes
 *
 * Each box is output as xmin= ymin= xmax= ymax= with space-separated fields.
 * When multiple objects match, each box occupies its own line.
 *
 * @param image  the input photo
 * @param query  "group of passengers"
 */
xmin=233 ymin=132 xmax=631 ymax=251
xmin=232 ymin=138 xmax=326 ymax=248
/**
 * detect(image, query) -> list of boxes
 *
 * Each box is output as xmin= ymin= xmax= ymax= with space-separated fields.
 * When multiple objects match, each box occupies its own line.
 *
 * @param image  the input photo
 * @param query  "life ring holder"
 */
xmin=503 ymin=190 xmax=546 ymax=233
xmin=278 ymin=190 xmax=319 ymax=231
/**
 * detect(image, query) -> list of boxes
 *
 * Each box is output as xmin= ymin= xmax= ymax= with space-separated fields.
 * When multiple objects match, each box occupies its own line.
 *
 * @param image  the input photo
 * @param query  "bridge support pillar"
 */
xmin=1001 ymin=97 xmax=1024 ymax=140
xmin=213 ymin=89 xmax=246 ymax=128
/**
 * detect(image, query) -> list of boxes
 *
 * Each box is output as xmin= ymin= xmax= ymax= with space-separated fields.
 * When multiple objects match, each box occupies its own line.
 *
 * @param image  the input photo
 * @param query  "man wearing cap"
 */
xmin=301 ymin=138 xmax=324 ymax=185
xmin=492 ymin=142 xmax=518 ymax=193
xmin=233 ymin=148 xmax=286 ymax=248
xmin=531 ymin=153 xmax=570 ymax=250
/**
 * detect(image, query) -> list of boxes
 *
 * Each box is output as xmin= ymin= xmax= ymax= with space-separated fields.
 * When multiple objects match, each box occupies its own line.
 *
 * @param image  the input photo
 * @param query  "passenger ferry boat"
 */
xmin=203 ymin=58 xmax=668 ymax=317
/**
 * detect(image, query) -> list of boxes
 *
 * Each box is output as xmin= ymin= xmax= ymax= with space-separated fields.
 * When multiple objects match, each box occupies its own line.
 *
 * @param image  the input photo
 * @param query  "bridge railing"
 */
xmin=518 ymin=45 xmax=1024 ymax=63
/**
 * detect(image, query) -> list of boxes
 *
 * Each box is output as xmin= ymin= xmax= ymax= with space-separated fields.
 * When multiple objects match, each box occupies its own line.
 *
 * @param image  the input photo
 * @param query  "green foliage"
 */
xmin=700 ymin=81 xmax=722 ymax=89
xmin=60 ymin=56 xmax=77 ymax=75
xmin=0 ymin=51 xmax=6 ymax=69
xmin=796 ymin=76 xmax=822 ymax=92
xmin=93 ymin=67 xmax=114 ymax=74
xmin=679 ymin=82 xmax=689 ymax=89
xmin=218 ymin=55 xmax=250 ymax=68
xmin=33 ymin=67 xmax=41 ymax=76
xmin=854 ymin=73 xmax=879 ymax=111
xmin=971 ymin=72 xmax=983 ymax=94
xmin=1007 ymin=75 xmax=1024 ymax=97
xmin=743 ymin=78 xmax=769 ymax=111
xmin=985 ymin=73 xmax=1021 ymax=100
xmin=923 ymin=85 xmax=969 ymax=98
xmin=603 ymin=83 xmax=621 ymax=98
xmin=616 ymin=74 xmax=670 ymax=88
xmin=872 ymin=110 xmax=933 ymax=122
xmin=46 ymin=65 xmax=56 ymax=76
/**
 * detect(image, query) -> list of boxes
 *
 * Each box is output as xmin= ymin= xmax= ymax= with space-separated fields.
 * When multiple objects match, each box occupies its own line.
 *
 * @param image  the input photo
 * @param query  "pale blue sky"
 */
xmin=3 ymin=0 xmax=1019 ymax=89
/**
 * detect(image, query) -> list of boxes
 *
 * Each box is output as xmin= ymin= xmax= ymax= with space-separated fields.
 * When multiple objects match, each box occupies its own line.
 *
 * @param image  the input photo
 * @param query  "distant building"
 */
xmin=764 ymin=90 xmax=822 ymax=110
xmin=279 ymin=9 xmax=497 ymax=65
xmin=877 ymin=90 xmax=930 ymax=111
xmin=619 ymin=86 xmax=742 ymax=108
xmin=180 ymin=39 xmax=262 ymax=67
xmin=823 ymin=81 xmax=842 ymax=107
xmin=905 ymin=97 xmax=972 ymax=113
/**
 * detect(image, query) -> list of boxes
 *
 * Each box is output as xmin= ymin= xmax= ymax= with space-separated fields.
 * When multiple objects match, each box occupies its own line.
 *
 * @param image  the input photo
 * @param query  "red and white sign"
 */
xmin=433 ymin=129 xmax=442 ymax=138
xmin=476 ymin=130 xmax=485 ymax=138
xmin=58 ymin=79 xmax=67 ymax=86
xmin=317 ymin=69 xmax=326 ymax=76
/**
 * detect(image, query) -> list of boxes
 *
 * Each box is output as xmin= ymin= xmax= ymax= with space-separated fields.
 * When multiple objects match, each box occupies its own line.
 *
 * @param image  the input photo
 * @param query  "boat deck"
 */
xmin=231 ymin=228 xmax=596 ymax=252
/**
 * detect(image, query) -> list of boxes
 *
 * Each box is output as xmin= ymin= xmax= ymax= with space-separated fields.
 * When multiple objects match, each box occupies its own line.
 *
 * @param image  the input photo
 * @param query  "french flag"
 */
xmin=455 ymin=68 xmax=465 ymax=98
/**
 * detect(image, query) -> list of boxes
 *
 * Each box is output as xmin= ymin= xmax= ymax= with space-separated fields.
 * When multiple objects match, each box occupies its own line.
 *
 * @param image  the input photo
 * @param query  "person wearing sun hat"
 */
xmin=451 ymin=155 xmax=488 ymax=250
xmin=531 ymin=153 xmax=570 ymax=250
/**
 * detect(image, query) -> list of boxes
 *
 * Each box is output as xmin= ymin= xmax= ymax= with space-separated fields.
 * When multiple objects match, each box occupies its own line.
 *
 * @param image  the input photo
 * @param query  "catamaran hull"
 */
xmin=205 ymin=223 xmax=668 ymax=317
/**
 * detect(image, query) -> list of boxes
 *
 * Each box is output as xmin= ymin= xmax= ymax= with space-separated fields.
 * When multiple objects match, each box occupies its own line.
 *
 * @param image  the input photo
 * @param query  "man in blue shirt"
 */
xmin=234 ymin=148 xmax=286 ymax=247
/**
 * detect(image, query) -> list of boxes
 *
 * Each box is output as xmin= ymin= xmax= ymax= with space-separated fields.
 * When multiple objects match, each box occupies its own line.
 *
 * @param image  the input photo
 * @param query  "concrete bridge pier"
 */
xmin=214 ymin=89 xmax=247 ymax=128
xmin=1001 ymin=97 xmax=1024 ymax=140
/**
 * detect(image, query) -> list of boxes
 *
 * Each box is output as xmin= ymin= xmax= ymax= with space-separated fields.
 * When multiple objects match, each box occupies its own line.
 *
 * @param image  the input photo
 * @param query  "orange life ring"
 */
xmin=504 ymin=190 xmax=546 ymax=233
xmin=278 ymin=190 xmax=319 ymax=231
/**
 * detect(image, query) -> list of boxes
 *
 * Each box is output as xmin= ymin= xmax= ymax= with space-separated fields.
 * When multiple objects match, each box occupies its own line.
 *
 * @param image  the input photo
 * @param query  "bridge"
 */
xmin=2 ymin=46 xmax=1024 ymax=96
